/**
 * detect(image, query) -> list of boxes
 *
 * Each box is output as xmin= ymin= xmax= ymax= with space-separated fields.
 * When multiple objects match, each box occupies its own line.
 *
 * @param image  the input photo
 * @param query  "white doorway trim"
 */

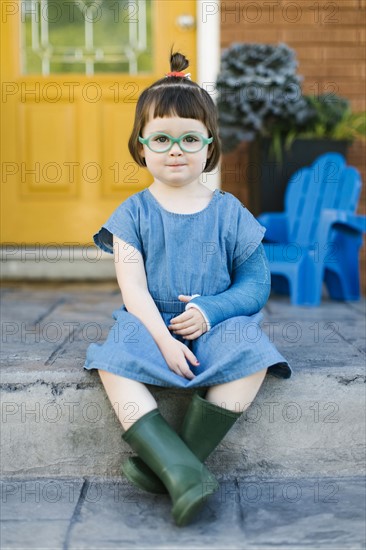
xmin=197 ymin=0 xmax=221 ymax=191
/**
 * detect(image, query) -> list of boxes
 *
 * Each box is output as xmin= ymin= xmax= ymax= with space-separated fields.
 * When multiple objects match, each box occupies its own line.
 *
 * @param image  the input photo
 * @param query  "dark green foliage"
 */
xmin=306 ymin=95 xmax=349 ymax=133
xmin=216 ymin=43 xmax=314 ymax=153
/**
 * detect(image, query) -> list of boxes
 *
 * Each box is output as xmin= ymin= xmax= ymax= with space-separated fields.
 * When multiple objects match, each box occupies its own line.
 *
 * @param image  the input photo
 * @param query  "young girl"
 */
xmin=84 ymin=51 xmax=292 ymax=527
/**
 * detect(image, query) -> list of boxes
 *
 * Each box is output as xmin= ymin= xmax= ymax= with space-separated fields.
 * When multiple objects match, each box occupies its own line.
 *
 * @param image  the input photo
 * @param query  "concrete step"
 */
xmin=1 ymin=284 xmax=365 ymax=478
xmin=1 ymin=475 xmax=365 ymax=549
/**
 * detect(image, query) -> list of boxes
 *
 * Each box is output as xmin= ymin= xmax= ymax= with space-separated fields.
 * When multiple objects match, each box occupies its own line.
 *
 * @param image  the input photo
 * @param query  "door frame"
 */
xmin=197 ymin=0 xmax=221 ymax=192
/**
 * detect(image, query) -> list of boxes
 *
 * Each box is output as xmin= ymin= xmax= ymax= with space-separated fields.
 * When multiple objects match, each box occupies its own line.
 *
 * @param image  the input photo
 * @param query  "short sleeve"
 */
xmin=232 ymin=201 xmax=266 ymax=270
xmin=93 ymin=197 xmax=142 ymax=255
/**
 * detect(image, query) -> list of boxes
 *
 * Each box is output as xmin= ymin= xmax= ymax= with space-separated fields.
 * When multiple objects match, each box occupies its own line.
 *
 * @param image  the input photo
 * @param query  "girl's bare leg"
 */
xmin=205 ymin=368 xmax=267 ymax=413
xmin=98 ymin=370 xmax=157 ymax=431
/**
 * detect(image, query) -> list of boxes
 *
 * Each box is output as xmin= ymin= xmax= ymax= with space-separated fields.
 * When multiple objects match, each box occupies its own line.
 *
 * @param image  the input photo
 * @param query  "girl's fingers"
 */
xmin=174 ymin=362 xmax=195 ymax=380
xmin=170 ymin=319 xmax=205 ymax=337
xmin=170 ymin=312 xmax=189 ymax=324
xmin=169 ymin=314 xmax=197 ymax=331
xmin=170 ymin=310 xmax=195 ymax=325
xmin=184 ymin=348 xmax=200 ymax=367
xmin=169 ymin=321 xmax=190 ymax=331
xmin=168 ymin=349 xmax=196 ymax=379
xmin=178 ymin=294 xmax=192 ymax=301
xmin=175 ymin=326 xmax=198 ymax=336
xmin=184 ymin=330 xmax=202 ymax=340
xmin=169 ymin=321 xmax=187 ymax=330
xmin=181 ymin=366 xmax=195 ymax=380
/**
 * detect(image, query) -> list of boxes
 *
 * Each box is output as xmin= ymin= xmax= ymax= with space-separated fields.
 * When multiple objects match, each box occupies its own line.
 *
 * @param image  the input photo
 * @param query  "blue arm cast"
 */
xmin=186 ymin=244 xmax=271 ymax=330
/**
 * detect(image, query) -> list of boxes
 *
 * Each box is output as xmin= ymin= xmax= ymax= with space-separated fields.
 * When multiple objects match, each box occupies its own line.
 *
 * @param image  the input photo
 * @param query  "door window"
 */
xmin=20 ymin=0 xmax=152 ymax=75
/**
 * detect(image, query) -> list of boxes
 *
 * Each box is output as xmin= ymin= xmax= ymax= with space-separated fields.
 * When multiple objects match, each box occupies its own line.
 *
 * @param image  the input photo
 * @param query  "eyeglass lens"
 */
xmin=148 ymin=134 xmax=205 ymax=152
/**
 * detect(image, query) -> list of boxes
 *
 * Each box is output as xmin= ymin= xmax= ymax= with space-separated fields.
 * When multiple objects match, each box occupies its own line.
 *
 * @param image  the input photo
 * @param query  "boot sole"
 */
xmin=172 ymin=479 xmax=220 ymax=527
xmin=121 ymin=459 xmax=167 ymax=495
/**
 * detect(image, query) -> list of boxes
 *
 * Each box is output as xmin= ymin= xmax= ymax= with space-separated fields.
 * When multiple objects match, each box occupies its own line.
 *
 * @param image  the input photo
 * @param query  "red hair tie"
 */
xmin=165 ymin=71 xmax=191 ymax=79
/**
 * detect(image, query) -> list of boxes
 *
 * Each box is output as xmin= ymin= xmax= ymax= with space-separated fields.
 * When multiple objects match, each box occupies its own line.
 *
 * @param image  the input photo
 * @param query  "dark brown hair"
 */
xmin=128 ymin=49 xmax=221 ymax=172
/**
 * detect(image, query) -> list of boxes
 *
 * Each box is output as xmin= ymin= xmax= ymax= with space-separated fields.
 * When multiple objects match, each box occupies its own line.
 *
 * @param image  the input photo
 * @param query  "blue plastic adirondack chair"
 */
xmin=257 ymin=153 xmax=366 ymax=306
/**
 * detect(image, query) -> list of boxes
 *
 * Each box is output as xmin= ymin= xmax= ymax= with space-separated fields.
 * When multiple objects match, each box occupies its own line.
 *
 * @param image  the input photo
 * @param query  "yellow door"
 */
xmin=1 ymin=0 xmax=196 ymax=245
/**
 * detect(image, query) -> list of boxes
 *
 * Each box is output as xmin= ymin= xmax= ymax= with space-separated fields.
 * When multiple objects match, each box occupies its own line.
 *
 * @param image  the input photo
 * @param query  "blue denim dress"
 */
xmin=83 ymin=188 xmax=292 ymax=387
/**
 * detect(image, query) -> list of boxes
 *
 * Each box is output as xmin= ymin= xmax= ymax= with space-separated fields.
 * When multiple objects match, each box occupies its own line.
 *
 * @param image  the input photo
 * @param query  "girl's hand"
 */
xmin=158 ymin=335 xmax=199 ymax=380
xmin=168 ymin=295 xmax=208 ymax=340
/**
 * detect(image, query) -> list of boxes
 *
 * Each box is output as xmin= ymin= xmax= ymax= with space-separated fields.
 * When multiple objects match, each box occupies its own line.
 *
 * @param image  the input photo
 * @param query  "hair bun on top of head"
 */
xmin=165 ymin=51 xmax=191 ymax=79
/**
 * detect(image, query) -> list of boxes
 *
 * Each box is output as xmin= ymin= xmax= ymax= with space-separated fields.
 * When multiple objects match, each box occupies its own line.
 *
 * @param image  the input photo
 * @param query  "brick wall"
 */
xmin=219 ymin=0 xmax=366 ymax=294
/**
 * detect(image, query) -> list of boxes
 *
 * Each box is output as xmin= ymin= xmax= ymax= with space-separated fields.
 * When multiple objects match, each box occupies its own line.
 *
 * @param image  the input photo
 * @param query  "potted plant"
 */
xmin=216 ymin=42 xmax=366 ymax=214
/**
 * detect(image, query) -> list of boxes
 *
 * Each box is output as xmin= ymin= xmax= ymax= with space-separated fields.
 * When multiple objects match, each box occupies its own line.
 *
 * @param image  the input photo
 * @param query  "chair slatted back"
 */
xmin=284 ymin=153 xmax=362 ymax=246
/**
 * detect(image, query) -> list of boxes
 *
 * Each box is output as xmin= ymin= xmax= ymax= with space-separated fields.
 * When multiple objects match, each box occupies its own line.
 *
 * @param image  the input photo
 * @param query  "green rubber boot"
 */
xmin=121 ymin=408 xmax=219 ymax=527
xmin=121 ymin=393 xmax=242 ymax=495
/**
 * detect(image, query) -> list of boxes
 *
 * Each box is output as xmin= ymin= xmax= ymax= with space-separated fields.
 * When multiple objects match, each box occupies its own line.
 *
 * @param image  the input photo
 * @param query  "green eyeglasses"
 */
xmin=138 ymin=132 xmax=213 ymax=153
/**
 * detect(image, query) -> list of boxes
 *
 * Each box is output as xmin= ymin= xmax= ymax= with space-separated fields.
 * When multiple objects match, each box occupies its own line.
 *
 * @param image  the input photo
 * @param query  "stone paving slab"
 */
xmin=264 ymin=297 xmax=366 ymax=368
xmin=1 ymin=284 xmax=365 ymax=379
xmin=0 ymin=476 xmax=364 ymax=549
xmin=1 ymin=283 xmax=365 ymax=478
xmin=1 ymin=284 xmax=365 ymax=547
xmin=1 ymin=368 xmax=365 ymax=478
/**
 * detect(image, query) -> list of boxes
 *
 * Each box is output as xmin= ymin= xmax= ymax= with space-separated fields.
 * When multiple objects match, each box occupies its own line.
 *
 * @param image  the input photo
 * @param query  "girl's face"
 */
xmin=139 ymin=115 xmax=212 ymax=189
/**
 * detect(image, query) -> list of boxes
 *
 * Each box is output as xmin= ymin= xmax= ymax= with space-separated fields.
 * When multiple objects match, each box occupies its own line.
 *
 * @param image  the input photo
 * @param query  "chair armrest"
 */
xmin=321 ymin=209 xmax=366 ymax=235
xmin=257 ymin=212 xmax=289 ymax=242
